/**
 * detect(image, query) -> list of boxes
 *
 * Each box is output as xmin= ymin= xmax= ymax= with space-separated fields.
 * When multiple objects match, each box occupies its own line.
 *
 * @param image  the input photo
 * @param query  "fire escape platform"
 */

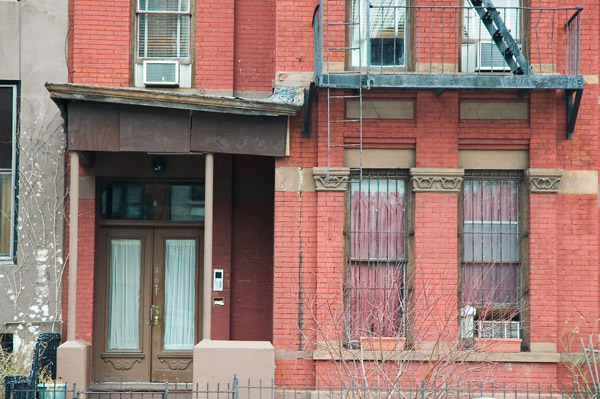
xmin=318 ymin=73 xmax=584 ymax=91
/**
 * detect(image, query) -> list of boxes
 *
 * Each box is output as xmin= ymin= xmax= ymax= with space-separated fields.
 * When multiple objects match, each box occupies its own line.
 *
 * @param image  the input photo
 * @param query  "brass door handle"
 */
xmin=150 ymin=305 xmax=160 ymax=325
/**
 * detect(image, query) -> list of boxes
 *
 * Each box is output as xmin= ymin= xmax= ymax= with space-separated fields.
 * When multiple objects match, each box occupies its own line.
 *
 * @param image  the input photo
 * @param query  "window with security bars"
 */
xmin=137 ymin=0 xmax=191 ymax=59
xmin=348 ymin=171 xmax=407 ymax=341
xmin=0 ymin=85 xmax=16 ymax=259
xmin=351 ymin=0 xmax=407 ymax=68
xmin=461 ymin=171 xmax=523 ymax=339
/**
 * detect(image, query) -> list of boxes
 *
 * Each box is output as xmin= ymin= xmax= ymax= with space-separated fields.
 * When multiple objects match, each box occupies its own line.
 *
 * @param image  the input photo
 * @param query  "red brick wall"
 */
xmin=211 ymin=154 xmax=233 ymax=340
xmin=63 ymin=159 xmax=97 ymax=343
xmin=75 ymin=199 xmax=96 ymax=342
xmin=413 ymin=193 xmax=459 ymax=344
xmin=68 ymin=0 xmax=600 ymax=387
xmin=230 ymin=155 xmax=275 ymax=341
xmin=70 ymin=0 xmax=130 ymax=86
xmin=275 ymin=0 xmax=316 ymax=72
xmin=272 ymin=81 xmax=599 ymax=384
xmin=234 ymin=0 xmax=275 ymax=92
xmin=195 ymin=0 xmax=235 ymax=90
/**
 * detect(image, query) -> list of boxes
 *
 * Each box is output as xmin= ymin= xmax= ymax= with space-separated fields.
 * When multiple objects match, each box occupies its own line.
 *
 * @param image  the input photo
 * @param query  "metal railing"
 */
xmin=313 ymin=2 xmax=583 ymax=85
xmin=4 ymin=378 xmax=599 ymax=399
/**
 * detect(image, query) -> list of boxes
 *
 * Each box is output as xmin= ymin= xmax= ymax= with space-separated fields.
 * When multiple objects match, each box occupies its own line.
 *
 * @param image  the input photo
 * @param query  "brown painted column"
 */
xmin=203 ymin=153 xmax=214 ymax=340
xmin=68 ymin=151 xmax=79 ymax=341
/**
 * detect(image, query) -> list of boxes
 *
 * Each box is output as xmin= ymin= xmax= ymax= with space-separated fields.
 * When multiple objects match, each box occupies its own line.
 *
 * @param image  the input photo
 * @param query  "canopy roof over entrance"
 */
xmin=46 ymin=83 xmax=304 ymax=157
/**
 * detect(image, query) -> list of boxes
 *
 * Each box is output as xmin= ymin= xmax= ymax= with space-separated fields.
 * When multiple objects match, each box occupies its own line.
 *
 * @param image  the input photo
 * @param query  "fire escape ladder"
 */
xmin=320 ymin=0 xmax=365 ymax=180
xmin=468 ymin=0 xmax=533 ymax=76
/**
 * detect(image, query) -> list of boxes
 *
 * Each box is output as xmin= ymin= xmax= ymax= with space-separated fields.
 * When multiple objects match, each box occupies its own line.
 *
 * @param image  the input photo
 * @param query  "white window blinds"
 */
xmin=137 ymin=0 xmax=191 ymax=59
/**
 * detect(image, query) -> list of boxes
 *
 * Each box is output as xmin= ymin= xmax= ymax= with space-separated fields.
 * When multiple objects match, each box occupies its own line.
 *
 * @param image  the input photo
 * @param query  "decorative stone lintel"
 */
xmin=527 ymin=168 xmax=563 ymax=194
xmin=410 ymin=168 xmax=464 ymax=192
xmin=312 ymin=167 xmax=351 ymax=192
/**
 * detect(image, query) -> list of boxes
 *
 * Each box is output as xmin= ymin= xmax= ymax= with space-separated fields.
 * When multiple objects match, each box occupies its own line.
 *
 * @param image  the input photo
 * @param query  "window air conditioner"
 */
xmin=478 ymin=320 xmax=520 ymax=339
xmin=143 ymin=60 xmax=180 ymax=86
xmin=476 ymin=42 xmax=513 ymax=72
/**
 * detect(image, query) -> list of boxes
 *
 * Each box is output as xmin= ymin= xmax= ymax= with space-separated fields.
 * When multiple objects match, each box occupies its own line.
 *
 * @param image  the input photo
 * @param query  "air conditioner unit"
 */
xmin=476 ymin=42 xmax=513 ymax=72
xmin=478 ymin=320 xmax=520 ymax=339
xmin=143 ymin=60 xmax=180 ymax=86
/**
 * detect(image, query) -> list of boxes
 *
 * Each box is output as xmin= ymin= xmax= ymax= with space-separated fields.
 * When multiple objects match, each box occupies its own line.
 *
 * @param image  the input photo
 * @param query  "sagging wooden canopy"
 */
xmin=46 ymin=83 xmax=304 ymax=157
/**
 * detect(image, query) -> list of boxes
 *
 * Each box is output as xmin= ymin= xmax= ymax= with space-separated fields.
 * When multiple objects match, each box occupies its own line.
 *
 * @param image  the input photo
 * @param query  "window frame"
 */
xmin=130 ymin=0 xmax=196 ymax=87
xmin=458 ymin=170 xmax=529 ymax=347
xmin=348 ymin=0 xmax=412 ymax=71
xmin=345 ymin=169 xmax=413 ymax=344
xmin=0 ymin=83 xmax=18 ymax=262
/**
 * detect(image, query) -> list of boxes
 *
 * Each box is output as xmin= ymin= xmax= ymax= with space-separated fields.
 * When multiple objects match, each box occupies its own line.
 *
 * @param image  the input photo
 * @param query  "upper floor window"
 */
xmin=0 ymin=85 xmax=17 ymax=260
xmin=137 ymin=0 xmax=191 ymax=60
xmin=462 ymin=0 xmax=522 ymax=72
xmin=351 ymin=0 xmax=407 ymax=68
xmin=460 ymin=171 xmax=524 ymax=341
xmin=348 ymin=170 xmax=407 ymax=341
xmin=135 ymin=0 xmax=193 ymax=88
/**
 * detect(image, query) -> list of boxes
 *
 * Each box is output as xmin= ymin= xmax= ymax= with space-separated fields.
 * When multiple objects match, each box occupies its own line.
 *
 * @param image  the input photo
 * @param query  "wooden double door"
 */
xmin=94 ymin=226 xmax=203 ymax=382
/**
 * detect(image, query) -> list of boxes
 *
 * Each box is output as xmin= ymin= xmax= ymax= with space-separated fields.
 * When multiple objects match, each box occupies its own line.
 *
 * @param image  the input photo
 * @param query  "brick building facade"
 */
xmin=48 ymin=0 xmax=599 ymax=389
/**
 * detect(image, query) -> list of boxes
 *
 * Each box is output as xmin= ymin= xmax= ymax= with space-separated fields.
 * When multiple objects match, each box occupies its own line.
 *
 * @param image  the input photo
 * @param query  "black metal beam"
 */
xmin=518 ymin=89 xmax=530 ymax=98
xmin=302 ymin=82 xmax=317 ymax=138
xmin=566 ymin=89 xmax=583 ymax=139
xmin=319 ymin=73 xmax=584 ymax=90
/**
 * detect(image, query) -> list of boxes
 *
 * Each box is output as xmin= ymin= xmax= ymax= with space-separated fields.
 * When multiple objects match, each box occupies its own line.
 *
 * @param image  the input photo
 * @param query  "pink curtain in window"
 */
xmin=350 ymin=190 xmax=404 ymax=260
xmin=349 ymin=187 xmax=405 ymax=340
xmin=463 ymin=262 xmax=519 ymax=304
xmin=463 ymin=180 xmax=519 ymax=306
xmin=463 ymin=181 xmax=518 ymax=223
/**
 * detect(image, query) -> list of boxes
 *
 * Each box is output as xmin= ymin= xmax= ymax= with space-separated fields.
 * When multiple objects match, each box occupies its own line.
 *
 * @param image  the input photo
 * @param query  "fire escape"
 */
xmin=311 ymin=0 xmax=583 ymax=175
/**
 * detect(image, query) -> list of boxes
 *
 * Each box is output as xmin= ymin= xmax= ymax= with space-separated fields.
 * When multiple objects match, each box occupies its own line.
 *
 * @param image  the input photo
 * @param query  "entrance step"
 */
xmin=87 ymin=383 xmax=195 ymax=399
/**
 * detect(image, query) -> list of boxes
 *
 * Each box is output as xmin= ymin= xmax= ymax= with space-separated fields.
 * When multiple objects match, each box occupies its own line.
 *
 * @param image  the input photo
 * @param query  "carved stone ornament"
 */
xmin=527 ymin=168 xmax=563 ymax=194
xmin=103 ymin=357 xmax=142 ymax=371
xmin=159 ymin=358 xmax=193 ymax=370
xmin=410 ymin=168 xmax=464 ymax=192
xmin=312 ymin=167 xmax=350 ymax=192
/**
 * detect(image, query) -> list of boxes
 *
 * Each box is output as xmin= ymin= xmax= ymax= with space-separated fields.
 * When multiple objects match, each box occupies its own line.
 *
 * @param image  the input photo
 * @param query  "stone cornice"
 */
xmin=312 ymin=167 xmax=350 ymax=192
xmin=527 ymin=168 xmax=563 ymax=194
xmin=410 ymin=168 xmax=464 ymax=192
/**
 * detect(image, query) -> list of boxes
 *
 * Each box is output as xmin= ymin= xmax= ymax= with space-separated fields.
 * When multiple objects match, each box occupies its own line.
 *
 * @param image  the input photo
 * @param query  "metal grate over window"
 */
xmin=137 ymin=0 xmax=191 ymax=59
xmin=348 ymin=170 xmax=407 ymax=341
xmin=461 ymin=170 xmax=523 ymax=339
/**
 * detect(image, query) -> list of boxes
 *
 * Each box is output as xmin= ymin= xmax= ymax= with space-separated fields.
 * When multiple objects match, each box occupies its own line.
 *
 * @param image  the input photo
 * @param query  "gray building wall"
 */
xmin=0 ymin=0 xmax=68 ymax=347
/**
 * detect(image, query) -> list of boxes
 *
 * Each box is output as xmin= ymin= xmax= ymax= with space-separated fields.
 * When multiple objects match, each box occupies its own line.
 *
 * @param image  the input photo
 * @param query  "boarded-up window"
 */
xmin=348 ymin=171 xmax=406 ymax=341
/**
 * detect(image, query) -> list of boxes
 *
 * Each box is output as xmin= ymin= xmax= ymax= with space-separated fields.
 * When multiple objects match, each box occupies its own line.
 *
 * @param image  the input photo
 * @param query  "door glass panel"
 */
xmin=163 ymin=239 xmax=196 ymax=350
xmin=108 ymin=239 xmax=142 ymax=350
xmin=100 ymin=181 xmax=204 ymax=221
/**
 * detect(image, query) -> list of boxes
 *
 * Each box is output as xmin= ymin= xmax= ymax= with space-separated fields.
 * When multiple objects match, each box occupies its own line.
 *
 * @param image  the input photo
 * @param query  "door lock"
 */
xmin=150 ymin=305 xmax=160 ymax=325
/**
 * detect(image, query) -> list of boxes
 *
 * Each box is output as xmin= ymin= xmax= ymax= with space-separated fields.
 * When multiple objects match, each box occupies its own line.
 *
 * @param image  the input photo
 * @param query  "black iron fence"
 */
xmin=5 ymin=377 xmax=597 ymax=399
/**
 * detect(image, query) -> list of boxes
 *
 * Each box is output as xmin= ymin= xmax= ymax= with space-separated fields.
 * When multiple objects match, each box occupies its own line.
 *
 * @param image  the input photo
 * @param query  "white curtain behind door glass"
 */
xmin=108 ymin=239 xmax=142 ymax=350
xmin=164 ymin=239 xmax=196 ymax=350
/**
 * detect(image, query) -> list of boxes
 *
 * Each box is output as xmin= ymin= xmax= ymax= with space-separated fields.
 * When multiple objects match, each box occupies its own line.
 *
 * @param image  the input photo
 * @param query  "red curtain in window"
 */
xmin=349 ymin=186 xmax=405 ymax=340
